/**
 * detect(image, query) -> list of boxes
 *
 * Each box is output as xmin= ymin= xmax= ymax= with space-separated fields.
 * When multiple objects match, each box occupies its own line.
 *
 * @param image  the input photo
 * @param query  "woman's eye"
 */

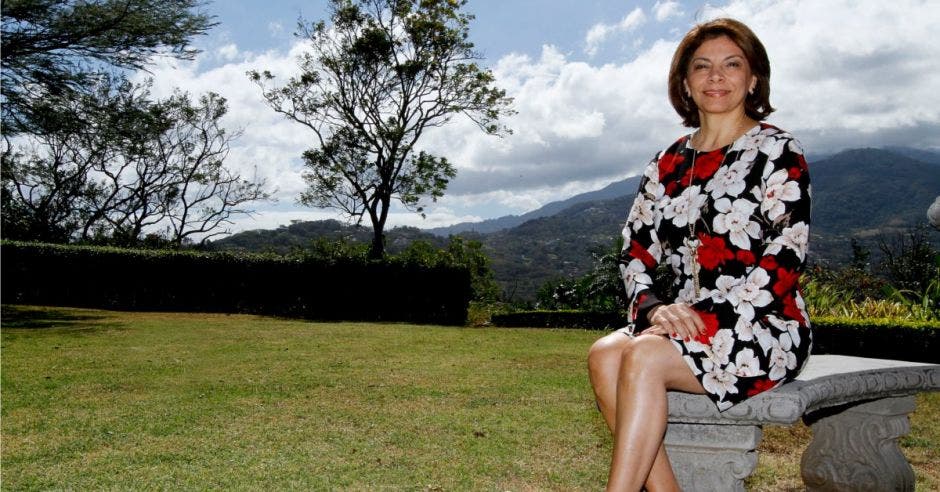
xmin=692 ymin=63 xmax=709 ymax=71
xmin=726 ymin=60 xmax=742 ymax=69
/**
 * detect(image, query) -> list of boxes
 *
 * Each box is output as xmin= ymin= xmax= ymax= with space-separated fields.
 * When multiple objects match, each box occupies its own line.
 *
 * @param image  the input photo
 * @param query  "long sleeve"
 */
xmin=619 ymin=154 xmax=668 ymax=329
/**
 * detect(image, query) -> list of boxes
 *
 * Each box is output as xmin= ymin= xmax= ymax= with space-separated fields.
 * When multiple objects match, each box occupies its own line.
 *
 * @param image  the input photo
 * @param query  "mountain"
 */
xmin=426 ymin=176 xmax=642 ymax=236
xmin=213 ymin=147 xmax=940 ymax=301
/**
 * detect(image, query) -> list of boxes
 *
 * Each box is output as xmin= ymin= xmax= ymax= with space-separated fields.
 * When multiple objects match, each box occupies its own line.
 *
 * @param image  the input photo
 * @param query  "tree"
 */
xmin=2 ymin=77 xmax=270 ymax=246
xmin=249 ymin=0 xmax=513 ymax=258
xmin=1 ymin=0 xmax=216 ymax=135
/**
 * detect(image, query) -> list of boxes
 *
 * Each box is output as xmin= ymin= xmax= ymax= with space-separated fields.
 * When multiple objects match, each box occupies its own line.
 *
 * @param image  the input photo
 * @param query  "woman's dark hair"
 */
xmin=668 ymin=18 xmax=774 ymax=128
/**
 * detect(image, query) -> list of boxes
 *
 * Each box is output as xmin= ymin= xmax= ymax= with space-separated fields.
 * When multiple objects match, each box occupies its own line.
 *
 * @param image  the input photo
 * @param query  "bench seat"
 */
xmin=664 ymin=355 xmax=940 ymax=491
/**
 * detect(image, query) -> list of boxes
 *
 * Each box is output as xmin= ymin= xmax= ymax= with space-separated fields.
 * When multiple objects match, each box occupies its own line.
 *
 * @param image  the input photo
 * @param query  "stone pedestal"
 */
xmin=665 ymin=356 xmax=939 ymax=491
xmin=664 ymin=423 xmax=762 ymax=492
xmin=801 ymin=396 xmax=916 ymax=492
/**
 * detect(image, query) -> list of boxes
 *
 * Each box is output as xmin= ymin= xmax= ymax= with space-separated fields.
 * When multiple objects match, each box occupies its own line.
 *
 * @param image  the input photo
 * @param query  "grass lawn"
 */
xmin=2 ymin=305 xmax=938 ymax=490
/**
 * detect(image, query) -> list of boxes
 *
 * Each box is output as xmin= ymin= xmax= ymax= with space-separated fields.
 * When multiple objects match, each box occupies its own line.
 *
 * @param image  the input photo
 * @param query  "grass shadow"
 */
xmin=1 ymin=305 xmax=121 ymax=331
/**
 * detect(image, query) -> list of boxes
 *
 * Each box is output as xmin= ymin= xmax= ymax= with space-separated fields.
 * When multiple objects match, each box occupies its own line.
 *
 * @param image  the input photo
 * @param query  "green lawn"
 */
xmin=2 ymin=306 xmax=938 ymax=490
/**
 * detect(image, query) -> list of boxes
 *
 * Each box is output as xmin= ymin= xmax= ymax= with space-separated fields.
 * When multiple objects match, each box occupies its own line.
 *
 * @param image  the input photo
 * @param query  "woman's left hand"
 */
xmin=638 ymin=325 xmax=671 ymax=337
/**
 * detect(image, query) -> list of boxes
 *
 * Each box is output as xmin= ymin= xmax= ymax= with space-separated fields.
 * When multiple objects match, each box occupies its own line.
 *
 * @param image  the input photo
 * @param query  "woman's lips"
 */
xmin=704 ymin=90 xmax=729 ymax=97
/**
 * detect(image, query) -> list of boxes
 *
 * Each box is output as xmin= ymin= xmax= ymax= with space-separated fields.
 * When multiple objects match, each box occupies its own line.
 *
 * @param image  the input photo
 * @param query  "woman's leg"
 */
xmin=587 ymin=332 xmax=705 ymax=491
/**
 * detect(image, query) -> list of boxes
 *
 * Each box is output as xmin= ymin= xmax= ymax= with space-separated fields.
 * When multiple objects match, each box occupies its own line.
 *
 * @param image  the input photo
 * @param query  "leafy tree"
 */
xmin=249 ymin=0 xmax=513 ymax=258
xmin=1 ymin=0 xmax=216 ymax=135
xmin=2 ymin=77 xmax=270 ymax=246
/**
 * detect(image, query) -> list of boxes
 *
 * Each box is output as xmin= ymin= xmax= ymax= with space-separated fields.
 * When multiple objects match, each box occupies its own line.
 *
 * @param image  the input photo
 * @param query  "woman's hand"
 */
xmin=647 ymin=303 xmax=705 ymax=342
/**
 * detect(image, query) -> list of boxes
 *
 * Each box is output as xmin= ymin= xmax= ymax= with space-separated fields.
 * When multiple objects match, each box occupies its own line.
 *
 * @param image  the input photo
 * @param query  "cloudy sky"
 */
xmin=140 ymin=0 xmax=940 ymax=234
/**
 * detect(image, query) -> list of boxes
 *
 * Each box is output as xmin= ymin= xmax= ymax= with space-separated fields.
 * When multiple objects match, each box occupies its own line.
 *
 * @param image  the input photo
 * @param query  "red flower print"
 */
xmin=697 ymin=233 xmax=734 ymax=270
xmin=629 ymin=240 xmax=656 ymax=268
xmin=782 ymin=294 xmax=806 ymax=325
xmin=747 ymin=378 xmax=777 ymax=397
xmin=759 ymin=255 xmax=779 ymax=271
xmin=736 ymin=250 xmax=756 ymax=265
xmin=773 ymin=267 xmax=800 ymax=297
xmin=664 ymin=181 xmax=678 ymax=196
xmin=659 ymin=152 xmax=684 ymax=182
xmin=694 ymin=150 xmax=725 ymax=180
xmin=788 ymin=166 xmax=802 ymax=180
xmin=693 ymin=310 xmax=720 ymax=344
xmin=797 ymin=154 xmax=809 ymax=171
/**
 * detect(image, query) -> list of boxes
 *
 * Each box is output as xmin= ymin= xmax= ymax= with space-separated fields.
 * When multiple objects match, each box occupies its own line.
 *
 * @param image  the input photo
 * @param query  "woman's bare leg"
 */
xmin=588 ymin=332 xmax=705 ymax=491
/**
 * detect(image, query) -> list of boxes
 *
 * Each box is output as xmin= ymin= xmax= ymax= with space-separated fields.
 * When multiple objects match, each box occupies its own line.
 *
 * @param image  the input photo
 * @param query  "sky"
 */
xmin=139 ymin=0 xmax=940 ymax=235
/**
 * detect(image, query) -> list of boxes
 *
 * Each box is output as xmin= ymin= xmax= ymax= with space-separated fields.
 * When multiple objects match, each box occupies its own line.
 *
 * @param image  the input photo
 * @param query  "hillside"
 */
xmin=213 ymin=147 xmax=940 ymax=301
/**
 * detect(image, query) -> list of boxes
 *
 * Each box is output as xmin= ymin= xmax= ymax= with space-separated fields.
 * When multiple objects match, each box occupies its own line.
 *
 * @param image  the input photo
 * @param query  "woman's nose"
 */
xmin=708 ymin=66 xmax=725 ymax=81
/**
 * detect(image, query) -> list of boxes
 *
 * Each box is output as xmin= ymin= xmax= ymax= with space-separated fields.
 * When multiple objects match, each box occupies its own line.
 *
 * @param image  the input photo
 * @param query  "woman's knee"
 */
xmin=619 ymin=334 xmax=674 ymax=372
xmin=588 ymin=333 xmax=630 ymax=375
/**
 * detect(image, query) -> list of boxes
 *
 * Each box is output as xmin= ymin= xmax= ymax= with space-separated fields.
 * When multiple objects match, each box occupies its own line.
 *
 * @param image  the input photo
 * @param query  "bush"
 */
xmin=1 ymin=241 xmax=472 ymax=325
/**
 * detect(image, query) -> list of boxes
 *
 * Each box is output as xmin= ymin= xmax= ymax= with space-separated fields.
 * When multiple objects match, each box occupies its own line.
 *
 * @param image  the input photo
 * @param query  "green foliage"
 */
xmin=1 ymin=0 xmax=216 ymax=135
xmin=2 ymin=78 xmax=270 ymax=246
xmin=248 ymin=0 xmax=513 ymax=258
xmin=491 ymin=310 xmax=625 ymax=330
xmin=396 ymin=236 xmax=500 ymax=302
xmin=811 ymin=316 xmax=939 ymax=363
xmin=1 ymin=240 xmax=472 ymax=325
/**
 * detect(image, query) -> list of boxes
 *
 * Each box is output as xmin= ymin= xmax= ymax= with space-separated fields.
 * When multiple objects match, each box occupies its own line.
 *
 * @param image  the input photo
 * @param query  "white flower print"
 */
xmin=710 ymin=274 xmax=739 ymax=305
xmin=706 ymin=159 xmax=750 ymax=199
xmin=772 ymin=222 xmax=810 ymax=261
xmin=620 ymin=258 xmax=652 ymax=297
xmin=788 ymin=138 xmax=804 ymax=155
xmin=759 ymin=133 xmax=788 ymax=161
xmin=712 ymin=197 xmax=761 ymax=249
xmin=728 ymin=268 xmax=774 ymax=321
xmin=761 ymin=168 xmax=801 ymax=222
xmin=701 ymin=359 xmax=739 ymax=400
xmin=734 ymin=348 xmax=764 ymax=377
xmin=733 ymin=316 xmax=754 ymax=341
xmin=751 ymin=320 xmax=776 ymax=355
xmin=627 ymin=194 xmax=656 ymax=231
xmin=663 ymin=185 xmax=706 ymax=228
xmin=710 ymin=329 xmax=735 ymax=366
xmin=676 ymin=278 xmax=702 ymax=304
xmin=769 ymin=333 xmax=797 ymax=380
xmin=767 ymin=315 xmax=802 ymax=348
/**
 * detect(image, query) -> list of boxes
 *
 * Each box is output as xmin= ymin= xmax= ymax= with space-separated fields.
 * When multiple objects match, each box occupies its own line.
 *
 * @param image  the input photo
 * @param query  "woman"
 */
xmin=587 ymin=18 xmax=811 ymax=491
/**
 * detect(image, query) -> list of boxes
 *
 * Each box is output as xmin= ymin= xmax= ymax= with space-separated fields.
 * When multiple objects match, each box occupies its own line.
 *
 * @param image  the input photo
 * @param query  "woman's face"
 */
xmin=684 ymin=35 xmax=757 ymax=120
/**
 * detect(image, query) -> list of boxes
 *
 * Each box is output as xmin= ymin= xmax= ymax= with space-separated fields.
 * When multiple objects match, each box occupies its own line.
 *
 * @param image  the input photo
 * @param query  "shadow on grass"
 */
xmin=1 ymin=305 xmax=122 ymax=331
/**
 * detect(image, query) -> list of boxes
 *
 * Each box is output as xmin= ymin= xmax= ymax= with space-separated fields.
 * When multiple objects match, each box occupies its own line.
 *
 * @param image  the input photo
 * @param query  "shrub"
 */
xmin=1 ymin=241 xmax=472 ymax=325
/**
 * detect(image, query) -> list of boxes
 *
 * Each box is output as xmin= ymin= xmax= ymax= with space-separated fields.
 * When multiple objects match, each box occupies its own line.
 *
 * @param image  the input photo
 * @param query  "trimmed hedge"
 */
xmin=1 ymin=242 xmax=472 ymax=325
xmin=491 ymin=310 xmax=939 ymax=363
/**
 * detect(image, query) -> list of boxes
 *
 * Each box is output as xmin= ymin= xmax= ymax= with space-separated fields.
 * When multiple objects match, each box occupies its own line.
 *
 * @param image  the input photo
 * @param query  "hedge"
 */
xmin=1 ymin=241 xmax=472 ymax=325
xmin=491 ymin=310 xmax=939 ymax=363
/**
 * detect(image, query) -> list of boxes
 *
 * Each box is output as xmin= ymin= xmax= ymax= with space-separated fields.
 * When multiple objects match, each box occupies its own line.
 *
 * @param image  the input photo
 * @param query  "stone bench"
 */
xmin=665 ymin=355 xmax=940 ymax=491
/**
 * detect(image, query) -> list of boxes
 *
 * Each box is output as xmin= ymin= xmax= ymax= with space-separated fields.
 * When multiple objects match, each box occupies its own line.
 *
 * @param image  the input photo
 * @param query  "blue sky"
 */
xmin=141 ymin=0 xmax=940 ymax=235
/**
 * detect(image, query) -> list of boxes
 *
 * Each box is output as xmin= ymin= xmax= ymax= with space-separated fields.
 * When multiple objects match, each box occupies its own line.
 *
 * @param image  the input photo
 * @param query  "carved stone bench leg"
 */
xmin=801 ymin=396 xmax=916 ymax=492
xmin=664 ymin=423 xmax=762 ymax=492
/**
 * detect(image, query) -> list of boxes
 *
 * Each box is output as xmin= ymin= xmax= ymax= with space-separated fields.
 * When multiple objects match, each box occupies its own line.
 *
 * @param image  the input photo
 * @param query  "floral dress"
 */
xmin=620 ymin=123 xmax=812 ymax=411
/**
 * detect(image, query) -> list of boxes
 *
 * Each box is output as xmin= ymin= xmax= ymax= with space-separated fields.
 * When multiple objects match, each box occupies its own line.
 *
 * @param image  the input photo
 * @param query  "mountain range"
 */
xmin=214 ymin=147 xmax=940 ymax=301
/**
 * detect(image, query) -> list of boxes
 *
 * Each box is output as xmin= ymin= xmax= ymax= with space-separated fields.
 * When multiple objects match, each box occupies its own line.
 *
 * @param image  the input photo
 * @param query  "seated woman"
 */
xmin=587 ymin=17 xmax=812 ymax=491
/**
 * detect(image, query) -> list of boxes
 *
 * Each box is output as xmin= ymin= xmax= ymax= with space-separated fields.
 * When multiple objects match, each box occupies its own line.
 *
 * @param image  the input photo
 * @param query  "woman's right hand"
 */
xmin=648 ymin=303 xmax=705 ymax=342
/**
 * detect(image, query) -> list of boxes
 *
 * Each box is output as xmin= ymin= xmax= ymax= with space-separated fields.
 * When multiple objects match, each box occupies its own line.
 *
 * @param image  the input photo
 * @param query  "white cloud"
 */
xmin=653 ymin=1 xmax=683 ymax=22
xmin=138 ymin=0 xmax=940 ymax=235
xmin=216 ymin=43 xmax=239 ymax=61
xmin=584 ymin=7 xmax=647 ymax=57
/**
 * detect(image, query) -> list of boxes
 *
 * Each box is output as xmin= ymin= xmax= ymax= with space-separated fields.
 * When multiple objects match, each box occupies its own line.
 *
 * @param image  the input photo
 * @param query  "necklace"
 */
xmin=686 ymin=138 xmax=731 ymax=299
